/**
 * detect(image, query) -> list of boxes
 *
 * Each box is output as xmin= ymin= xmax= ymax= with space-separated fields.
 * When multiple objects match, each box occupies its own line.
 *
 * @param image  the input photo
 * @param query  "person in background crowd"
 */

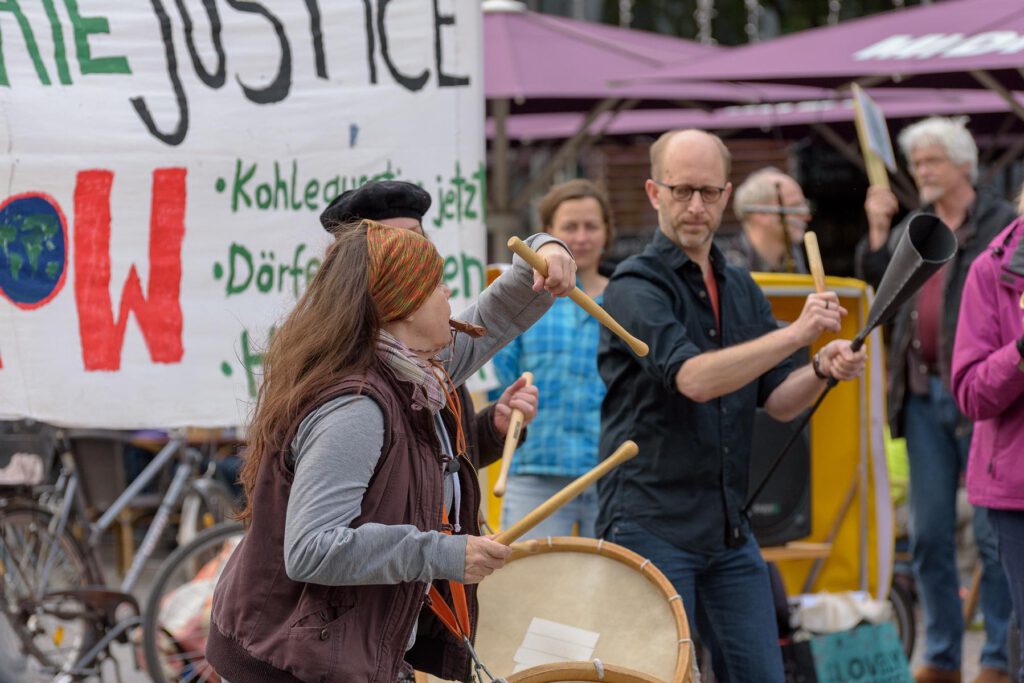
xmin=598 ymin=129 xmax=865 ymax=682
xmin=952 ymin=187 xmax=1024 ymax=683
xmin=493 ymin=178 xmax=613 ymax=538
xmin=724 ymin=166 xmax=811 ymax=273
xmin=206 ymin=222 xmax=576 ymax=682
xmin=319 ymin=180 xmax=539 ymax=476
xmin=855 ymin=116 xmax=1015 ymax=683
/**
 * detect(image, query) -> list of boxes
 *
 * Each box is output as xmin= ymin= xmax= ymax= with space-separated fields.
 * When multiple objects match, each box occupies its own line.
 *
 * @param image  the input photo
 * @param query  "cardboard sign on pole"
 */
xmin=851 ymin=84 xmax=896 ymax=189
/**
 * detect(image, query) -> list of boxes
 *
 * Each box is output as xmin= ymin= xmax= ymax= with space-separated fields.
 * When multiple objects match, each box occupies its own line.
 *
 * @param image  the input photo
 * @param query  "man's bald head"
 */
xmin=644 ymin=129 xmax=735 ymax=260
xmin=649 ymin=129 xmax=732 ymax=182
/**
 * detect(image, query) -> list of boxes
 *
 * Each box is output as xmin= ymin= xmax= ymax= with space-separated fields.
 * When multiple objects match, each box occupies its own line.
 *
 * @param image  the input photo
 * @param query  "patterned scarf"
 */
xmin=376 ymin=330 xmax=446 ymax=413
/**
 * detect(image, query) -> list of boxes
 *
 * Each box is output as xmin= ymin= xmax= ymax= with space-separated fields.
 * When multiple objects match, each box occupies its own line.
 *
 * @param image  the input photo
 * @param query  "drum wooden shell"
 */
xmin=506 ymin=661 xmax=666 ymax=682
xmin=425 ymin=536 xmax=691 ymax=683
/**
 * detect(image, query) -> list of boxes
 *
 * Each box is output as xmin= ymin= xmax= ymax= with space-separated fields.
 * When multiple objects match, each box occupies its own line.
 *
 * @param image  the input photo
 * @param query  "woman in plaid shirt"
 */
xmin=493 ymin=179 xmax=613 ymax=539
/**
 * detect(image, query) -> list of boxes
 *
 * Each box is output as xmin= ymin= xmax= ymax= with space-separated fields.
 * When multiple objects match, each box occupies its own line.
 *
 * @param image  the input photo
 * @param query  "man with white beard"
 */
xmin=855 ymin=116 xmax=1016 ymax=683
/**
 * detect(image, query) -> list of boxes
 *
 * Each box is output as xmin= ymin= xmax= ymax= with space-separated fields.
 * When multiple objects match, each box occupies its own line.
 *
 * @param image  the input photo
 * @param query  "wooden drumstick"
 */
xmin=493 ymin=372 xmax=534 ymax=498
xmin=803 ymin=231 xmax=827 ymax=294
xmin=507 ymin=237 xmax=649 ymax=357
xmin=494 ymin=440 xmax=639 ymax=545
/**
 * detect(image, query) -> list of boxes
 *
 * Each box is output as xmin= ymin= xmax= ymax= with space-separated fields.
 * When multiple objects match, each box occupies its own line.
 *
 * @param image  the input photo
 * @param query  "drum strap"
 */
xmin=427 ymin=510 xmax=472 ymax=641
xmin=427 ymin=580 xmax=471 ymax=640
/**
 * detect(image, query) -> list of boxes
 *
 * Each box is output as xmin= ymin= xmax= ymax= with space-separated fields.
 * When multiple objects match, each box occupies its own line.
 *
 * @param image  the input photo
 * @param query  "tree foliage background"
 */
xmin=527 ymin=0 xmax=937 ymax=46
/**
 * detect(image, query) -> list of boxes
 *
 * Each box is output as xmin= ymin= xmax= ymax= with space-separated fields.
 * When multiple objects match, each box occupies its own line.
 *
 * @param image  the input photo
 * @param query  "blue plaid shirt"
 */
xmin=493 ymin=290 xmax=604 ymax=477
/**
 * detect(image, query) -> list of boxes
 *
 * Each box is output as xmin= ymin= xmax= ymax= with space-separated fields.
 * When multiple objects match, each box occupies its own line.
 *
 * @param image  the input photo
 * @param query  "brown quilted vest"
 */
xmin=206 ymin=363 xmax=481 ymax=682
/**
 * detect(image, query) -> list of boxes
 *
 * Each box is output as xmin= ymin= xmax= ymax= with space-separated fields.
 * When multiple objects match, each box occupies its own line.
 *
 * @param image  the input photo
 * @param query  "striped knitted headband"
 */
xmin=366 ymin=221 xmax=444 ymax=323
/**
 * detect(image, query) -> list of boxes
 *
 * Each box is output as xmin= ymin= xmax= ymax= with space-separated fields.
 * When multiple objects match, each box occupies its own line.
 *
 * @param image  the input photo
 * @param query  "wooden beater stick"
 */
xmin=493 ymin=372 xmax=534 ymax=497
xmin=507 ymin=237 xmax=649 ymax=357
xmin=494 ymin=440 xmax=639 ymax=545
xmin=804 ymin=231 xmax=827 ymax=294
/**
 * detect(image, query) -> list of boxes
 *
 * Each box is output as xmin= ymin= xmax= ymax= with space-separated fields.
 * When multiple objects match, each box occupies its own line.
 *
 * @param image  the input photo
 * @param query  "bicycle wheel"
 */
xmin=144 ymin=521 xmax=244 ymax=683
xmin=176 ymin=480 xmax=238 ymax=549
xmin=0 ymin=504 xmax=100 ymax=675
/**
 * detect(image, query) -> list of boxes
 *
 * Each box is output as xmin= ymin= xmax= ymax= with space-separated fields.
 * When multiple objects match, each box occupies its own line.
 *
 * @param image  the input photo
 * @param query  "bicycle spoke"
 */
xmin=2 ymin=525 xmax=42 ymax=594
xmin=0 ymin=506 xmax=98 ymax=672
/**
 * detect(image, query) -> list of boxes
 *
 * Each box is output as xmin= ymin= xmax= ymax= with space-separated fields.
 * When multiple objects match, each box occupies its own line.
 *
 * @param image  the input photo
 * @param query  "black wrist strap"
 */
xmin=1016 ymin=336 xmax=1024 ymax=361
xmin=812 ymin=351 xmax=829 ymax=380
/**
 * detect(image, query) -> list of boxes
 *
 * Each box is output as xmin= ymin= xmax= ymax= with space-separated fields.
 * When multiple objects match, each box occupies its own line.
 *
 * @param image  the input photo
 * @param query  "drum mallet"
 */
xmin=804 ymin=231 xmax=827 ymax=295
xmin=493 ymin=372 xmax=533 ymax=498
xmin=507 ymin=237 xmax=649 ymax=357
xmin=494 ymin=440 xmax=638 ymax=545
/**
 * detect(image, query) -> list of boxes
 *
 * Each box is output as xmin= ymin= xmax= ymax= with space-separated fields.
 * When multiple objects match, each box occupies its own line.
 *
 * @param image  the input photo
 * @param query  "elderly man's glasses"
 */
xmin=742 ymin=202 xmax=815 ymax=217
xmin=652 ymin=180 xmax=725 ymax=204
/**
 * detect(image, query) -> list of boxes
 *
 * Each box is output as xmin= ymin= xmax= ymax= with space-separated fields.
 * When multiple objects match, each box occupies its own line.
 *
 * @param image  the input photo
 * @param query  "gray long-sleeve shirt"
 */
xmin=283 ymin=233 xmax=563 ymax=589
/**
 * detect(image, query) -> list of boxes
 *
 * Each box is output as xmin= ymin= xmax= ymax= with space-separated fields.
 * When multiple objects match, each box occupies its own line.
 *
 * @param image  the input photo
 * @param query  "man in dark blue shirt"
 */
xmin=597 ymin=129 xmax=866 ymax=683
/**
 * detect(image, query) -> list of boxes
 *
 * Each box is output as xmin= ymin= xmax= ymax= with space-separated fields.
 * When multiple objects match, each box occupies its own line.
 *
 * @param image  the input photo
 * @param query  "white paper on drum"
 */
xmin=512 ymin=617 xmax=600 ymax=672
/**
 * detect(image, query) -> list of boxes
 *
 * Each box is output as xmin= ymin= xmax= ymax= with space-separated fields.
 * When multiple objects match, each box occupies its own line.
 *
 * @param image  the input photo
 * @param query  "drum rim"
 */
xmin=505 ymin=660 xmax=665 ymax=683
xmin=506 ymin=536 xmax=692 ymax=683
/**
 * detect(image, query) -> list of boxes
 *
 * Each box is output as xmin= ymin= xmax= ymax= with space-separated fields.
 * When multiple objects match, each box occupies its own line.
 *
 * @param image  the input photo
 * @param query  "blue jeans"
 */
xmin=606 ymin=520 xmax=784 ymax=683
xmin=988 ymin=508 xmax=1024 ymax=682
xmin=905 ymin=377 xmax=1011 ymax=672
xmin=501 ymin=474 xmax=597 ymax=540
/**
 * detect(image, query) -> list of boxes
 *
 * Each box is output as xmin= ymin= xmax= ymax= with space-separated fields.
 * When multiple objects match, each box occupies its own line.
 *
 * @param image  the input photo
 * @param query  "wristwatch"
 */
xmin=812 ymin=351 xmax=829 ymax=380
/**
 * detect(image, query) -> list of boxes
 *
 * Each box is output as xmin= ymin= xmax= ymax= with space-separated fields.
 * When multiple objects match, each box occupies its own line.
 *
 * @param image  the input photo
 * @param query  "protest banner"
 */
xmin=0 ymin=1 xmax=485 ymax=428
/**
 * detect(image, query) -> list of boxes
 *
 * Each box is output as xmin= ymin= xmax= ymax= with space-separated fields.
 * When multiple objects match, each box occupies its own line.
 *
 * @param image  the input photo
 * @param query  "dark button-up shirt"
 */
xmin=596 ymin=230 xmax=795 ymax=554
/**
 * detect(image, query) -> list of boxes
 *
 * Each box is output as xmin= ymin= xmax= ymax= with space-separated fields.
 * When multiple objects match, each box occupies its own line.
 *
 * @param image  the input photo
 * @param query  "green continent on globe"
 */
xmin=1 ymin=213 xmax=59 ymax=280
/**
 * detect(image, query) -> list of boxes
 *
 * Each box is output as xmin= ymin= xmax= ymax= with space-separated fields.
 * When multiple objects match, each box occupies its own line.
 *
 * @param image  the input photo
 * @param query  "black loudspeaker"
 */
xmin=747 ymin=345 xmax=812 ymax=547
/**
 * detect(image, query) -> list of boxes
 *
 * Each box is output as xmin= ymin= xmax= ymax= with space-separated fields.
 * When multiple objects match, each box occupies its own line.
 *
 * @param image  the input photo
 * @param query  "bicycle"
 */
xmin=0 ymin=427 xmax=238 ymax=681
xmin=142 ymin=520 xmax=245 ymax=683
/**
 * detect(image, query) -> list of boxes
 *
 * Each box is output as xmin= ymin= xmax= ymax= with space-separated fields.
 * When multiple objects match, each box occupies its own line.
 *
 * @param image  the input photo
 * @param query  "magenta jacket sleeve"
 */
xmin=951 ymin=227 xmax=1024 ymax=421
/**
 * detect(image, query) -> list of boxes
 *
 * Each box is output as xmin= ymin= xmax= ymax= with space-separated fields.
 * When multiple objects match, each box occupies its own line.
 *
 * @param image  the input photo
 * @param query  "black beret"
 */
xmin=319 ymin=180 xmax=432 ymax=231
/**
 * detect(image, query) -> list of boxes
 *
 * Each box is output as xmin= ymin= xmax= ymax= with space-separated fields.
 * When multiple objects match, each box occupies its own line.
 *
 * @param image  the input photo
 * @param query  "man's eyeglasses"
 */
xmin=651 ymin=180 xmax=726 ymax=204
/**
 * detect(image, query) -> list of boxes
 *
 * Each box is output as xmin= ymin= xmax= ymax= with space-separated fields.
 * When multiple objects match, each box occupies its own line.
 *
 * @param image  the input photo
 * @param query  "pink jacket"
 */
xmin=951 ymin=217 xmax=1024 ymax=511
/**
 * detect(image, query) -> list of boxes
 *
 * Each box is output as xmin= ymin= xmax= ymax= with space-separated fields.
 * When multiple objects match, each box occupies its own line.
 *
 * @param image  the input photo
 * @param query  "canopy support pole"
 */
xmin=509 ymin=97 xmax=621 ymax=212
xmin=563 ymin=98 xmax=641 ymax=170
xmin=971 ymin=70 xmax=1024 ymax=125
xmin=812 ymin=123 xmax=918 ymax=209
xmin=492 ymin=97 xmax=511 ymax=213
xmin=980 ymin=133 xmax=1024 ymax=187
xmin=979 ymin=113 xmax=1018 ymax=167
xmin=487 ymin=97 xmax=521 ymax=262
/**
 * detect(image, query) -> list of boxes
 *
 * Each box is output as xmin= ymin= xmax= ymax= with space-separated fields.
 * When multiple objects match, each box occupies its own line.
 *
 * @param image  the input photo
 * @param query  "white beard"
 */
xmin=919 ymin=185 xmax=946 ymax=205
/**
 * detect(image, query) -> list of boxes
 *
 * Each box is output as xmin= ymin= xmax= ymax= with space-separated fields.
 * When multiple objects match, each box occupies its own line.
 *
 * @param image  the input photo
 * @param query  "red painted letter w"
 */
xmin=74 ymin=169 xmax=185 ymax=371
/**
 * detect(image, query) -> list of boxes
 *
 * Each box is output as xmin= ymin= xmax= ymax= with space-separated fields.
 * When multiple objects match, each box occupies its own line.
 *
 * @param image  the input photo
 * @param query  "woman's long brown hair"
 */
xmin=238 ymin=224 xmax=379 ymax=522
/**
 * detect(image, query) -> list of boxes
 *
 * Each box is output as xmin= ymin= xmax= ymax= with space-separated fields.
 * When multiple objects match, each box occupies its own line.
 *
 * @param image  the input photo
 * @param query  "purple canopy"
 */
xmin=485 ymin=0 xmax=829 ymax=223
xmin=629 ymin=0 xmax=1024 ymax=91
xmin=487 ymin=89 xmax=1023 ymax=141
xmin=483 ymin=0 xmax=829 ymax=109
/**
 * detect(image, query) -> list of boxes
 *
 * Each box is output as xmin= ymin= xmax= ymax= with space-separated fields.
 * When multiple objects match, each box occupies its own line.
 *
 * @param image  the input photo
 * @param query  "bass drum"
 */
xmin=422 ymin=536 xmax=692 ymax=682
